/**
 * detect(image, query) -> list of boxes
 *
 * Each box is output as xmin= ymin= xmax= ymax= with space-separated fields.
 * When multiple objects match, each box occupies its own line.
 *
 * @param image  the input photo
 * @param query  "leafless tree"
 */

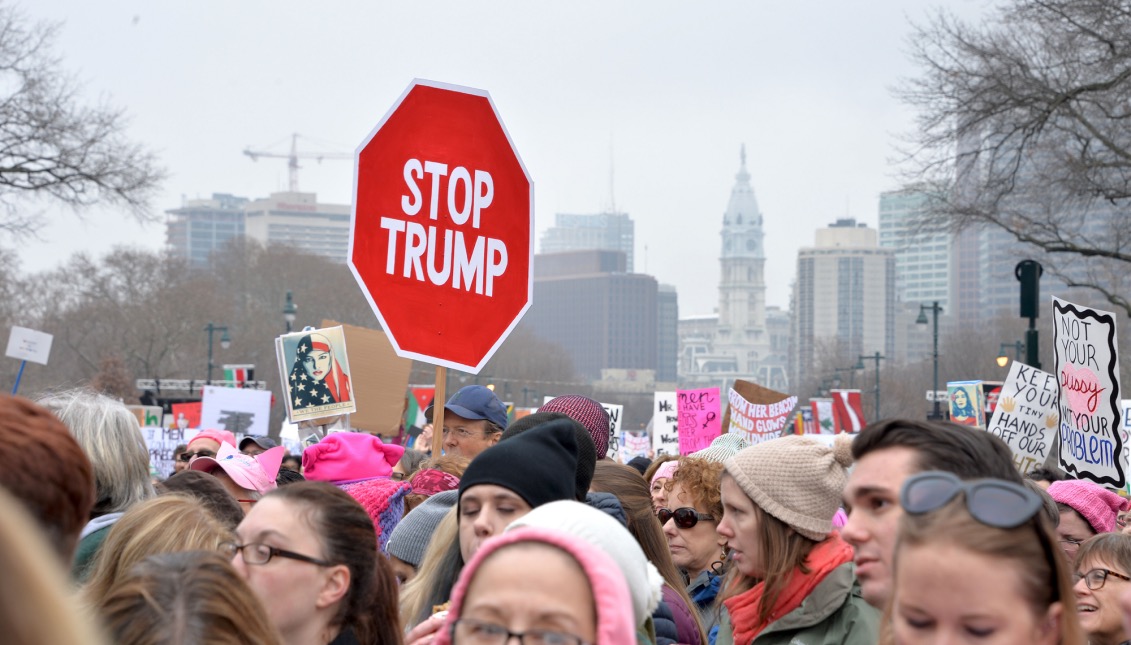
xmin=0 ymin=4 xmax=164 ymax=234
xmin=897 ymin=0 xmax=1131 ymax=314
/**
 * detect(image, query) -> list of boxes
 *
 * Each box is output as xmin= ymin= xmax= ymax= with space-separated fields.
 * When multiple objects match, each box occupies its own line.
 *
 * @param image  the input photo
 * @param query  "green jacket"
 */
xmin=714 ymin=562 xmax=879 ymax=645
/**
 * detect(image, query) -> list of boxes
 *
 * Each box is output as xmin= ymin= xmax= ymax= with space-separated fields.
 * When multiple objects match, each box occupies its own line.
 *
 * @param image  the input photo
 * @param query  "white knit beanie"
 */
xmin=507 ymin=500 xmax=664 ymax=628
xmin=723 ymin=435 xmax=854 ymax=541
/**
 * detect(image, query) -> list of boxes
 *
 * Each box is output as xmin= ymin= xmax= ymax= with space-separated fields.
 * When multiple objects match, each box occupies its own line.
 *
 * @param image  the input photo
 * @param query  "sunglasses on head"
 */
xmin=901 ymin=471 xmax=1042 ymax=528
xmin=177 ymin=450 xmax=215 ymax=462
xmin=657 ymin=507 xmax=714 ymax=529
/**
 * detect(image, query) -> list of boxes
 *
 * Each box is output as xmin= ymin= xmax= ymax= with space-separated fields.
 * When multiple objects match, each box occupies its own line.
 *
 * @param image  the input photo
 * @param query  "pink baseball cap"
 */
xmin=302 ymin=432 xmax=405 ymax=484
xmin=191 ymin=442 xmax=284 ymax=495
xmin=187 ymin=429 xmax=237 ymax=450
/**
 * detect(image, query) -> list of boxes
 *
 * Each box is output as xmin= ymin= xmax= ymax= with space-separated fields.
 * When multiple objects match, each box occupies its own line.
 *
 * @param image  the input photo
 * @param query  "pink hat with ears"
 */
xmin=302 ymin=432 xmax=405 ymax=484
xmin=191 ymin=443 xmax=284 ymax=494
xmin=434 ymin=526 xmax=637 ymax=645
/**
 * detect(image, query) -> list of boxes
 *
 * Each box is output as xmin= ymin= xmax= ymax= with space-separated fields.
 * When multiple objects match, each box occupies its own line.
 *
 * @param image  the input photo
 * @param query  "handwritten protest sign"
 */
xmin=200 ymin=386 xmax=272 ymax=436
xmin=677 ymin=388 xmax=721 ymax=454
xmin=619 ymin=431 xmax=651 ymax=462
xmin=652 ymin=392 xmax=679 ymax=455
xmin=726 ymin=380 xmax=797 ymax=445
xmin=985 ymin=362 xmax=1058 ymax=474
xmin=1054 ymin=297 xmax=1125 ymax=489
xmin=142 ymin=426 xmax=198 ymax=480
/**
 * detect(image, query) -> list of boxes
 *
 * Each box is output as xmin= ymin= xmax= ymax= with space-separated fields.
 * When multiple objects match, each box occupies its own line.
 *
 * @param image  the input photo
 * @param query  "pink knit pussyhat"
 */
xmin=302 ymin=432 xmax=404 ymax=484
xmin=1048 ymin=479 xmax=1131 ymax=534
xmin=650 ymin=460 xmax=679 ymax=487
xmin=433 ymin=526 xmax=637 ymax=645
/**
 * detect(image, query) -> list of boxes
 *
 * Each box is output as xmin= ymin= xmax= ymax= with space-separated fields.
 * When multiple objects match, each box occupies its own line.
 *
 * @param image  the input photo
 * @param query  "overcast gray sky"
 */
xmin=28 ymin=1 xmax=990 ymax=316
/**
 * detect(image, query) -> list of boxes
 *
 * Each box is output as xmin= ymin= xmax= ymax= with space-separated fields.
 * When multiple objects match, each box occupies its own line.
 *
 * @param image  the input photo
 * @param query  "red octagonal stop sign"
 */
xmin=349 ymin=80 xmax=533 ymax=373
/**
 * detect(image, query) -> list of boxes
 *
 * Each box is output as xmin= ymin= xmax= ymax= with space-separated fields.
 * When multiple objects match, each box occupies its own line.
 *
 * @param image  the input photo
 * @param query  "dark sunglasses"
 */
xmin=901 ymin=471 xmax=1042 ymax=528
xmin=177 ymin=450 xmax=215 ymax=462
xmin=657 ymin=507 xmax=715 ymax=529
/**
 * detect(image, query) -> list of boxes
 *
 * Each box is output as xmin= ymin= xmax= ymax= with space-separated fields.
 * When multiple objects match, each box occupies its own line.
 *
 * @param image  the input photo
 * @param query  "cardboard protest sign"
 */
xmin=947 ymin=381 xmax=985 ymax=428
xmin=652 ymin=392 xmax=679 ymax=456
xmin=810 ymin=399 xmax=834 ymax=434
xmin=200 ymin=386 xmax=272 ymax=436
xmin=985 ymin=362 xmax=1058 ymax=474
xmin=322 ymin=320 xmax=414 ymax=436
xmin=142 ymin=426 xmax=197 ymax=480
xmin=725 ymin=380 xmax=797 ymax=445
xmin=677 ymin=388 xmax=721 ymax=454
xmin=830 ymin=390 xmax=866 ymax=433
xmin=127 ymin=405 xmax=163 ymax=428
xmin=619 ymin=431 xmax=651 ymax=462
xmin=1054 ymin=297 xmax=1125 ymax=488
xmin=5 ymin=326 xmax=52 ymax=365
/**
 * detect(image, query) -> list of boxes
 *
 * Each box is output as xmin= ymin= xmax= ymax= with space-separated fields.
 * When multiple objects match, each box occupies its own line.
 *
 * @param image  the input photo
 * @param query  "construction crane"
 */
xmin=243 ymin=133 xmax=352 ymax=193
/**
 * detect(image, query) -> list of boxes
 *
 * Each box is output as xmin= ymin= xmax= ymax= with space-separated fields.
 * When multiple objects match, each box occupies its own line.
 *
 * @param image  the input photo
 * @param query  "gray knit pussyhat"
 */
xmin=723 ymin=435 xmax=854 ymax=541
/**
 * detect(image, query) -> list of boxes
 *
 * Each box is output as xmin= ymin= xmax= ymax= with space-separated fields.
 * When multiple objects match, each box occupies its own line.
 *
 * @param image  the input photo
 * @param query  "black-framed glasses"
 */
xmin=451 ymin=618 xmax=590 ymax=645
xmin=177 ymin=449 xmax=215 ymax=462
xmin=657 ymin=507 xmax=715 ymax=529
xmin=222 ymin=542 xmax=333 ymax=567
xmin=901 ymin=471 xmax=1042 ymax=528
xmin=1075 ymin=568 xmax=1131 ymax=591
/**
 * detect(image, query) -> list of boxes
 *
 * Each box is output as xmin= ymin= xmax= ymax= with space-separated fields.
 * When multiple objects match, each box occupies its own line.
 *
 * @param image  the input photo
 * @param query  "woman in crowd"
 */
xmin=82 ymin=494 xmax=233 ymax=607
xmin=231 ymin=481 xmax=402 ymax=645
xmin=659 ymin=457 xmax=727 ymax=635
xmin=387 ymin=490 xmax=458 ymax=585
xmin=1072 ymin=533 xmax=1131 ymax=645
xmin=591 ymin=460 xmax=706 ymax=645
xmin=37 ymin=388 xmax=156 ymax=580
xmin=715 ymin=436 xmax=879 ymax=644
xmin=398 ymin=506 xmax=461 ymax=629
xmin=884 ymin=470 xmax=1083 ymax=644
xmin=393 ymin=448 xmax=427 ymax=482
xmin=426 ymin=526 xmax=637 ymax=645
xmin=1048 ymin=479 xmax=1130 ymax=565
xmin=647 ymin=457 xmax=679 ymax=512
xmin=99 ymin=551 xmax=280 ymax=645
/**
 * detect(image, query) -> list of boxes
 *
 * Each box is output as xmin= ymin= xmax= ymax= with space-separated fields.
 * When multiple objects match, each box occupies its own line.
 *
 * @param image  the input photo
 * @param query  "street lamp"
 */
xmin=995 ymin=341 xmax=1025 ymax=368
xmin=283 ymin=291 xmax=297 ymax=333
xmin=856 ymin=351 xmax=886 ymax=421
xmin=917 ymin=301 xmax=943 ymax=420
xmin=205 ymin=323 xmax=231 ymax=384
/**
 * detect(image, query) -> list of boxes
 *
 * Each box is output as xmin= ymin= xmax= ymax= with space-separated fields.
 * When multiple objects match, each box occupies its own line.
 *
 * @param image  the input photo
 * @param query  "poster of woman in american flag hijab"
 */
xmin=276 ymin=325 xmax=357 ymax=423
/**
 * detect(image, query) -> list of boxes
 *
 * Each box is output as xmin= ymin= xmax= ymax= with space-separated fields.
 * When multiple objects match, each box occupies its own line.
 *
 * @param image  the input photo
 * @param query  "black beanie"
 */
xmin=460 ymin=418 xmax=579 ymax=511
xmin=502 ymin=412 xmax=596 ymax=502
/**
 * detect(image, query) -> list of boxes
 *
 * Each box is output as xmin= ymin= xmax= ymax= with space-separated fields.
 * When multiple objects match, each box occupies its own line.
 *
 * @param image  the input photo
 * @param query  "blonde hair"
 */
xmin=82 ymin=495 xmax=233 ymax=607
xmin=399 ymin=507 xmax=462 ymax=629
xmin=880 ymin=498 xmax=1084 ymax=645
xmin=0 ymin=488 xmax=105 ymax=644
xmin=37 ymin=388 xmax=155 ymax=516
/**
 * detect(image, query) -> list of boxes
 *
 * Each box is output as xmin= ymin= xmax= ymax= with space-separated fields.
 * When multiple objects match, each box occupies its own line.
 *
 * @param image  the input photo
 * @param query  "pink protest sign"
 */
xmin=677 ymin=388 xmax=721 ymax=454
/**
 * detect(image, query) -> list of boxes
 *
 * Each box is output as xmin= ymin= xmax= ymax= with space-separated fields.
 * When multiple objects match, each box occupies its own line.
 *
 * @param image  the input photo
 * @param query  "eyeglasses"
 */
xmin=442 ymin=427 xmax=483 ymax=440
xmin=222 ymin=542 xmax=333 ymax=567
xmin=451 ymin=618 xmax=590 ymax=645
xmin=657 ymin=507 xmax=715 ymax=529
xmin=1075 ymin=568 xmax=1131 ymax=590
xmin=901 ymin=471 xmax=1042 ymax=528
xmin=1060 ymin=537 xmax=1085 ymax=548
xmin=177 ymin=450 xmax=215 ymax=462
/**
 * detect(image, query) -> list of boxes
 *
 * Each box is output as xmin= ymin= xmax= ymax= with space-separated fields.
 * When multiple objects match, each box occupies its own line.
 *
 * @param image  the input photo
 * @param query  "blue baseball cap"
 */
xmin=425 ymin=385 xmax=508 ymax=430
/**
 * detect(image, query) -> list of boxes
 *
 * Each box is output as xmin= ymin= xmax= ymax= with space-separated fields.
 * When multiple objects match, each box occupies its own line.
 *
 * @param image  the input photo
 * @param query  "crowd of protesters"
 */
xmin=5 ymin=383 xmax=1131 ymax=644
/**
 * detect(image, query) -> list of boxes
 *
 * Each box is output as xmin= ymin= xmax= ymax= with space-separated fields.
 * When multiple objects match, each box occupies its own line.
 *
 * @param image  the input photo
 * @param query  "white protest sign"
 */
xmin=619 ymin=431 xmax=651 ymax=462
xmin=1053 ymin=297 xmax=1126 ymax=489
xmin=652 ymin=392 xmax=679 ymax=456
xmin=5 ymin=326 xmax=53 ymax=365
xmin=200 ymin=386 xmax=273 ymax=437
xmin=142 ymin=426 xmax=199 ymax=480
xmin=985 ymin=362 xmax=1058 ymax=474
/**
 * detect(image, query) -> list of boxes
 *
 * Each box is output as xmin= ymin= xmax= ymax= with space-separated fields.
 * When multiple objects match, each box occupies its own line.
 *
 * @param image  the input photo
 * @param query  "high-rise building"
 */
xmin=166 ymin=193 xmax=248 ymax=267
xmin=243 ymin=192 xmax=351 ymax=263
xmin=677 ymin=147 xmax=785 ymax=391
xmin=525 ymin=250 xmax=658 ymax=379
xmin=656 ymin=284 xmax=679 ymax=384
xmin=791 ymin=219 xmax=896 ymax=391
xmin=878 ymin=190 xmax=951 ymax=310
xmin=540 ymin=212 xmax=635 ymax=271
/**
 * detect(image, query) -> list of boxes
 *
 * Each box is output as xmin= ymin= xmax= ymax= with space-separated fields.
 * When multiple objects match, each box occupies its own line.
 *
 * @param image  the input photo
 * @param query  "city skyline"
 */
xmin=25 ymin=1 xmax=987 ymax=316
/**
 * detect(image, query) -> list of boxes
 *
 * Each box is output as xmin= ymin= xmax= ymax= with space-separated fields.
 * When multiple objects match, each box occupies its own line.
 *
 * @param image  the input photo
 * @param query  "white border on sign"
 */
xmin=347 ymin=78 xmax=535 ymax=374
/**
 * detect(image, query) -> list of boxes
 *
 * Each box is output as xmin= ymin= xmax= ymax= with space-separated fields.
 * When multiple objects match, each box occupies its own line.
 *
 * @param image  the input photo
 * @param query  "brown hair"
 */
xmin=158 ymin=470 xmax=245 ymax=531
xmin=717 ymin=471 xmax=817 ymax=626
xmin=399 ymin=507 xmax=463 ymax=629
xmin=590 ymin=461 xmax=707 ymax=644
xmin=880 ymin=498 xmax=1083 ymax=645
xmin=0 ymin=395 xmax=95 ymax=563
xmin=643 ymin=454 xmax=679 ymax=484
xmin=267 ymin=482 xmax=403 ymax=645
xmin=99 ymin=550 xmax=281 ymax=645
xmin=665 ymin=458 xmax=724 ymax=519
xmin=1076 ymin=532 xmax=1131 ymax=576
xmin=82 ymin=494 xmax=234 ymax=607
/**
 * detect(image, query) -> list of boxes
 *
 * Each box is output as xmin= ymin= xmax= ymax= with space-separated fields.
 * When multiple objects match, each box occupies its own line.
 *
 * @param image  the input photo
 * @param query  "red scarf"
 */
xmin=724 ymin=533 xmax=855 ymax=644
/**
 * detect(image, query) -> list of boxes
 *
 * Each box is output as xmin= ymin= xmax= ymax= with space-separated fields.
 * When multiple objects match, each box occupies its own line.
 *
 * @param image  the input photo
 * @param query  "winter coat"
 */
xmin=713 ymin=562 xmax=879 ymax=645
xmin=72 ymin=512 xmax=123 ymax=582
xmin=653 ymin=596 xmax=679 ymax=645
xmin=688 ymin=569 xmax=723 ymax=634
xmin=663 ymin=584 xmax=703 ymax=645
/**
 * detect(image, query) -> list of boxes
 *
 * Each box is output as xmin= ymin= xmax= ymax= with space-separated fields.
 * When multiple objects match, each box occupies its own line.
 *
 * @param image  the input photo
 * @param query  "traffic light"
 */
xmin=1015 ymin=260 xmax=1043 ymax=319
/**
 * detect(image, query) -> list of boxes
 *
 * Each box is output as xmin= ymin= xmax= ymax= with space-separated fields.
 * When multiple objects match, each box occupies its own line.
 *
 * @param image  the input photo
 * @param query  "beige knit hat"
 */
xmin=723 ymin=435 xmax=854 ymax=541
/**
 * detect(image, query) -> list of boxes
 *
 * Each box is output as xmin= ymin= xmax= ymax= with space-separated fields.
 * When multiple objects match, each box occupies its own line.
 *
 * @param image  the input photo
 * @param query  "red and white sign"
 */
xmin=350 ymin=79 xmax=534 ymax=373
xmin=830 ymin=389 xmax=866 ymax=433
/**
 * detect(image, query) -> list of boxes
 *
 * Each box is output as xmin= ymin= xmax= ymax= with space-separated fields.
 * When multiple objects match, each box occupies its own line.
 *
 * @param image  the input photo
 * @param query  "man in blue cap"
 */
xmin=426 ymin=385 xmax=509 ymax=460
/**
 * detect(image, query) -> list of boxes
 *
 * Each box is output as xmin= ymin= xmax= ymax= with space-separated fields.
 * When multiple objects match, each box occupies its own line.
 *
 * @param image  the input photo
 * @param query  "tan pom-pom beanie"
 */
xmin=723 ymin=435 xmax=854 ymax=541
